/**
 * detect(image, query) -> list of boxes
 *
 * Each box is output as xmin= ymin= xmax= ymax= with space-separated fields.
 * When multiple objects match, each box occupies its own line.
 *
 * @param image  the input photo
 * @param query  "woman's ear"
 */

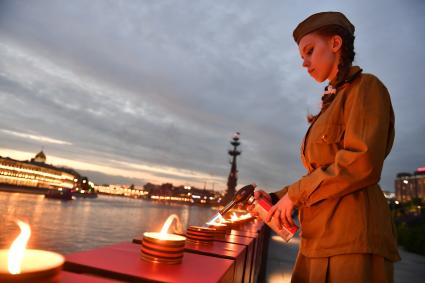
xmin=331 ymin=35 xmax=343 ymax=53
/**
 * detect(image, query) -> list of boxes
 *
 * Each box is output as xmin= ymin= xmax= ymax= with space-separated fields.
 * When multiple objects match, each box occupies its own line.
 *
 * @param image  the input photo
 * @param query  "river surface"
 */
xmin=0 ymin=191 xmax=216 ymax=254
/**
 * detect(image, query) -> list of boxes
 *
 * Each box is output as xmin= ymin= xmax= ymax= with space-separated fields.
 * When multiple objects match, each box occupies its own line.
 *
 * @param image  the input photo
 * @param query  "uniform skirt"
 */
xmin=290 ymin=252 xmax=394 ymax=283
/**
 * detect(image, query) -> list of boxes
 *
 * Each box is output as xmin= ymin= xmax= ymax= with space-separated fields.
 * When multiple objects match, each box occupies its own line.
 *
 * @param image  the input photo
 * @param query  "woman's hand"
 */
xmin=247 ymin=190 xmax=271 ymax=217
xmin=266 ymin=193 xmax=295 ymax=229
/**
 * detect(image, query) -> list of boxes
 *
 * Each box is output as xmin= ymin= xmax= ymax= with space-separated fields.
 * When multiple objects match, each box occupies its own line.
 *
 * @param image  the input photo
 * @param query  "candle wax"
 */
xmin=0 ymin=249 xmax=64 ymax=274
xmin=144 ymin=232 xmax=186 ymax=242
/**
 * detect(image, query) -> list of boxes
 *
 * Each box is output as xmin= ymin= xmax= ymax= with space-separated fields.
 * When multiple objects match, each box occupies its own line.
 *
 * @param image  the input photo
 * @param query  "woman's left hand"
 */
xmin=265 ymin=193 xmax=295 ymax=229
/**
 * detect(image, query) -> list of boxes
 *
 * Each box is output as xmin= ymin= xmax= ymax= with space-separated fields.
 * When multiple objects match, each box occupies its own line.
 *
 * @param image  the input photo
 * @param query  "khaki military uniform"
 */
xmin=273 ymin=66 xmax=400 ymax=282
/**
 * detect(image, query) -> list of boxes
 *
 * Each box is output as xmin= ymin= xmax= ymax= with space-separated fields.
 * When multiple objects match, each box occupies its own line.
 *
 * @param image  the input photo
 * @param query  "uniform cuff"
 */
xmin=287 ymin=181 xmax=303 ymax=206
xmin=269 ymin=193 xmax=280 ymax=205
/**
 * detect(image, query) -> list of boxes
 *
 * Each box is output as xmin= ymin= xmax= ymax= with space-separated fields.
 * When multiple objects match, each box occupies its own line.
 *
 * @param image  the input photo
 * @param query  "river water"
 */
xmin=0 ymin=191 xmax=216 ymax=254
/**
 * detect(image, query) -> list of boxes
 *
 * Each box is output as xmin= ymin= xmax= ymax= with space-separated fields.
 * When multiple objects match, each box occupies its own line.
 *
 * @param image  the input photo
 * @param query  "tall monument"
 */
xmin=224 ymin=132 xmax=241 ymax=203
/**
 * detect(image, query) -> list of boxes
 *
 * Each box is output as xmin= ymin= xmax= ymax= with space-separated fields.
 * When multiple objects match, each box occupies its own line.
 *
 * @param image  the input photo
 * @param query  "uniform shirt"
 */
xmin=274 ymin=66 xmax=400 ymax=261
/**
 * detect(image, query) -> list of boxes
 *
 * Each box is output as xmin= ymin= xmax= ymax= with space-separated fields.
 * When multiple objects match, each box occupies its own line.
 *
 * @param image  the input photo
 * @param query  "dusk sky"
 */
xmin=0 ymin=0 xmax=424 ymax=193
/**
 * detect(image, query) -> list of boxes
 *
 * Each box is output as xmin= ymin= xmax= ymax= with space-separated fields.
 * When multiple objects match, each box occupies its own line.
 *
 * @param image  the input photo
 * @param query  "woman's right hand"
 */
xmin=247 ymin=190 xmax=272 ymax=217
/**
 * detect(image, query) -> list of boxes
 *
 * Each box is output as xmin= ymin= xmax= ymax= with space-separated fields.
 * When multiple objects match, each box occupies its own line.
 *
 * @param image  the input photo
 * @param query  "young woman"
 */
xmin=253 ymin=12 xmax=400 ymax=282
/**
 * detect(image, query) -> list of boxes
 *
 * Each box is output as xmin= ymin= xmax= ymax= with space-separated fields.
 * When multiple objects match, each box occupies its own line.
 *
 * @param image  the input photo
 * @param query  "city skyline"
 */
xmin=1 ymin=0 xmax=424 ymax=192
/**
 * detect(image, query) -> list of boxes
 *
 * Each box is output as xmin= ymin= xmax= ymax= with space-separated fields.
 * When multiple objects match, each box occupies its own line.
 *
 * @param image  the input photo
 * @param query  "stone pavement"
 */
xmin=264 ymin=232 xmax=425 ymax=283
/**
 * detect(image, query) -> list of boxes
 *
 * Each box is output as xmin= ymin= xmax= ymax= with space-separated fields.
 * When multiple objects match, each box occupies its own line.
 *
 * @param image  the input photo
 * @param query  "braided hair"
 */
xmin=307 ymin=25 xmax=356 ymax=123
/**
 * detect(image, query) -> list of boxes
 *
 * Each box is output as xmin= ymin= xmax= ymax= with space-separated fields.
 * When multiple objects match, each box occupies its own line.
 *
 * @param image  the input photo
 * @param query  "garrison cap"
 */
xmin=293 ymin=11 xmax=355 ymax=43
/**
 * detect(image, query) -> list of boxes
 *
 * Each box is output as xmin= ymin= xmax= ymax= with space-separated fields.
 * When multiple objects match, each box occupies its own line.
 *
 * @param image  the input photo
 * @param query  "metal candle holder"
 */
xmin=186 ymin=226 xmax=217 ymax=244
xmin=0 ymin=250 xmax=64 ymax=283
xmin=141 ymin=232 xmax=186 ymax=264
xmin=207 ymin=223 xmax=229 ymax=239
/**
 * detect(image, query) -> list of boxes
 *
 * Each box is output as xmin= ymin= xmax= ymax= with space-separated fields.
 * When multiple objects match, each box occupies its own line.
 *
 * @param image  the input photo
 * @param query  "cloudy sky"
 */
xmin=0 ymin=0 xmax=424 ymax=193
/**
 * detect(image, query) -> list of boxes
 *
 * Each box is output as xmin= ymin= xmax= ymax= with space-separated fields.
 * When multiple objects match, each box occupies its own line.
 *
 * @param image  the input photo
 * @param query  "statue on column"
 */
xmin=223 ymin=132 xmax=241 ymax=203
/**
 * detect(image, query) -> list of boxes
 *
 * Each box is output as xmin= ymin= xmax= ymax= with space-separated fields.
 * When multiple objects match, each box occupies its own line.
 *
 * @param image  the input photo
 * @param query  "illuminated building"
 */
xmin=395 ymin=167 xmax=425 ymax=202
xmin=94 ymin=182 xmax=223 ymax=205
xmin=94 ymin=184 xmax=147 ymax=197
xmin=0 ymin=151 xmax=77 ymax=192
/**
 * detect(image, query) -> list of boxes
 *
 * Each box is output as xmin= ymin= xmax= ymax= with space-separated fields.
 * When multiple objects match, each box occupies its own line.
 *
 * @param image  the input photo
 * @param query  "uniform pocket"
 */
xmin=313 ymin=123 xmax=345 ymax=144
xmin=306 ymin=122 xmax=345 ymax=169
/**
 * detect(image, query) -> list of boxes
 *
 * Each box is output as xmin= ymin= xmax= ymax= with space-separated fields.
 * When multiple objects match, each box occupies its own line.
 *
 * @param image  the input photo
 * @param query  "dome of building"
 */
xmin=33 ymin=150 xmax=46 ymax=163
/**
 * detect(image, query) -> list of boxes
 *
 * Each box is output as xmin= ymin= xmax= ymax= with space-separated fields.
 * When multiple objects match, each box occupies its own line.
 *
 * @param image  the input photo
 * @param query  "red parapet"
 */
xmin=216 ymin=234 xmax=256 ymax=283
xmin=64 ymin=242 xmax=234 ymax=283
xmin=227 ymin=222 xmax=267 ymax=283
xmin=237 ymin=219 xmax=264 ymax=233
xmin=184 ymin=239 xmax=247 ymax=283
xmin=60 ymin=271 xmax=120 ymax=282
xmin=228 ymin=229 xmax=258 ymax=238
xmin=241 ymin=222 xmax=267 ymax=283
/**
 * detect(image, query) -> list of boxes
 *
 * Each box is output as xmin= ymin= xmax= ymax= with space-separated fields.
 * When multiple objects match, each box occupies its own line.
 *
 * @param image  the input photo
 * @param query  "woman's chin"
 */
xmin=310 ymin=74 xmax=326 ymax=83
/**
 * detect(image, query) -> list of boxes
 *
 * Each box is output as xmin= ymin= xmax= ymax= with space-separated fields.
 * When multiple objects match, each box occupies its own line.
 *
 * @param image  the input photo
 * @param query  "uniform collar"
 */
xmin=329 ymin=65 xmax=363 ymax=89
xmin=320 ymin=66 xmax=362 ymax=113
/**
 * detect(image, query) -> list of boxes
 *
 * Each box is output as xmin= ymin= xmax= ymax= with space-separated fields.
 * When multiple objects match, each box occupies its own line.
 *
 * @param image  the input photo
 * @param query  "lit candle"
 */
xmin=206 ymin=223 xmax=228 ymax=239
xmin=186 ymin=226 xmax=216 ymax=243
xmin=206 ymin=212 xmax=229 ymax=226
xmin=206 ymin=213 xmax=230 ymax=238
xmin=141 ymin=214 xmax=186 ymax=264
xmin=227 ymin=212 xmax=242 ymax=227
xmin=230 ymin=212 xmax=239 ymax=221
xmin=0 ymin=221 xmax=64 ymax=283
xmin=207 ymin=223 xmax=228 ymax=229
xmin=239 ymin=212 xmax=253 ymax=220
xmin=143 ymin=232 xmax=186 ymax=242
xmin=237 ymin=212 xmax=254 ymax=224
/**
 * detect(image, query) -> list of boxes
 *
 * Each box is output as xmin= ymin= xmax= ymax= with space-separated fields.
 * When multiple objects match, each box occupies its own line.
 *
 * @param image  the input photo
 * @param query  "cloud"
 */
xmin=0 ymin=129 xmax=72 ymax=145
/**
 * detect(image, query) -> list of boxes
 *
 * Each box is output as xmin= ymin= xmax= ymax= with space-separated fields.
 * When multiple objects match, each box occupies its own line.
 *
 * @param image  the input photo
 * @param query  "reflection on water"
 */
xmin=0 ymin=191 xmax=216 ymax=254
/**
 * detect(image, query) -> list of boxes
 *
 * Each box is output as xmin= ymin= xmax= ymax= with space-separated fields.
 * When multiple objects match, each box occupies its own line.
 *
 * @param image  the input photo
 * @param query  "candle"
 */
xmin=227 ymin=212 xmax=243 ymax=227
xmin=230 ymin=212 xmax=239 ymax=221
xmin=141 ymin=214 xmax=187 ymax=264
xmin=186 ymin=226 xmax=216 ymax=244
xmin=0 ymin=250 xmax=64 ymax=283
xmin=206 ymin=223 xmax=228 ymax=239
xmin=0 ymin=221 xmax=64 ymax=283
xmin=207 ymin=223 xmax=228 ymax=229
xmin=239 ymin=212 xmax=254 ymax=222
xmin=206 ymin=212 xmax=230 ymax=238
xmin=231 ymin=212 xmax=253 ymax=225
xmin=144 ymin=232 xmax=186 ymax=242
xmin=206 ymin=212 xmax=229 ymax=226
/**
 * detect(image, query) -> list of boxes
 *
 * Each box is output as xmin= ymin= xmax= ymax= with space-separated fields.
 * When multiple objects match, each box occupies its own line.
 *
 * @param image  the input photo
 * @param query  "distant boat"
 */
xmin=44 ymin=188 xmax=73 ymax=200
xmin=72 ymin=190 xmax=98 ymax=198
xmin=72 ymin=176 xmax=98 ymax=198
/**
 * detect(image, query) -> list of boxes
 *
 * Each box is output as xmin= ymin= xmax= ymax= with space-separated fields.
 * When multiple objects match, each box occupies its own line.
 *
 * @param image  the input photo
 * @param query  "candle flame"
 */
xmin=230 ymin=212 xmax=238 ymax=221
xmin=206 ymin=213 xmax=227 ymax=226
xmin=159 ymin=214 xmax=182 ymax=240
xmin=8 ymin=220 xmax=31 ymax=274
xmin=217 ymin=214 xmax=226 ymax=223
xmin=240 ymin=213 xmax=252 ymax=219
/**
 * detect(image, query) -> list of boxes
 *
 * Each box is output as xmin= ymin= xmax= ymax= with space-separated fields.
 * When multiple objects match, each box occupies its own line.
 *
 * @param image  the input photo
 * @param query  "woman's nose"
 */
xmin=302 ymin=59 xmax=309 ymax=68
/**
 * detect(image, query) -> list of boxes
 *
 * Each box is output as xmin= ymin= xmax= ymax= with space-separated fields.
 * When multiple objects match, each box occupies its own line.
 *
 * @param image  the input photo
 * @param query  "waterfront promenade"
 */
xmin=265 ymin=232 xmax=425 ymax=283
